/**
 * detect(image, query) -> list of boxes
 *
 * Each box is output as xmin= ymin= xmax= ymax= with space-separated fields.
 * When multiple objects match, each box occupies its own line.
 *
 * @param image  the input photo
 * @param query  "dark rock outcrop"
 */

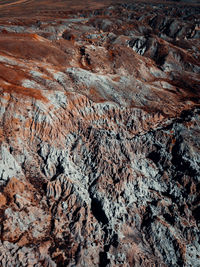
xmin=0 ymin=1 xmax=200 ymax=266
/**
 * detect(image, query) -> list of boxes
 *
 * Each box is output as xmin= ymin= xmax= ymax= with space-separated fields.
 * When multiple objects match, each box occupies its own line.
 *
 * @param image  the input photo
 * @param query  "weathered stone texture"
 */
xmin=0 ymin=1 xmax=200 ymax=266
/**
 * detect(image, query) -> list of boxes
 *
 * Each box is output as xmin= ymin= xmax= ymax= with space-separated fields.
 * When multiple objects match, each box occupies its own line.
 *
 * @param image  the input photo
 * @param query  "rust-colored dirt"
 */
xmin=0 ymin=1 xmax=200 ymax=266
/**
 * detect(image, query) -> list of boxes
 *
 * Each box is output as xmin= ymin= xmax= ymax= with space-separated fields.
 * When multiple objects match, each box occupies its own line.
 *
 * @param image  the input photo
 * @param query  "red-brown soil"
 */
xmin=0 ymin=1 xmax=200 ymax=266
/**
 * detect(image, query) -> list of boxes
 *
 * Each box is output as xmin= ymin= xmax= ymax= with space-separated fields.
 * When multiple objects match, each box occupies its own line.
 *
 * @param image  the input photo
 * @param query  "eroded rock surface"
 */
xmin=0 ymin=1 xmax=200 ymax=266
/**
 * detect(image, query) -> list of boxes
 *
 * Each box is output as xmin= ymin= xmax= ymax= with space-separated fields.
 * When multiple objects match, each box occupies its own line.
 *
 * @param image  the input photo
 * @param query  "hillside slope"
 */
xmin=0 ymin=1 xmax=200 ymax=266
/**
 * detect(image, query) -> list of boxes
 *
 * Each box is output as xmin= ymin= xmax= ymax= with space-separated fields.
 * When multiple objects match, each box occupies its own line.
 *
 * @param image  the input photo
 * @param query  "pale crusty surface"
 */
xmin=0 ymin=1 xmax=200 ymax=266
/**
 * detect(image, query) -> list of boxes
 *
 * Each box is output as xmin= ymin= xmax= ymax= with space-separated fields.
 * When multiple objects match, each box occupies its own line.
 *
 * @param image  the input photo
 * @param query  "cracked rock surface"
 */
xmin=0 ymin=1 xmax=200 ymax=266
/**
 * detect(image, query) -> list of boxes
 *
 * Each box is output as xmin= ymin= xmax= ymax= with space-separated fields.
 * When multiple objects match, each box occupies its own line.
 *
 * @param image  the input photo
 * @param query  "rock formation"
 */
xmin=0 ymin=0 xmax=200 ymax=266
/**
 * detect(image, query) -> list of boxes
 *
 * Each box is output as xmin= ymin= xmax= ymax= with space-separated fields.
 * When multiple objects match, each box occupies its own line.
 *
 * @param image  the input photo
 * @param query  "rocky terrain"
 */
xmin=0 ymin=0 xmax=200 ymax=266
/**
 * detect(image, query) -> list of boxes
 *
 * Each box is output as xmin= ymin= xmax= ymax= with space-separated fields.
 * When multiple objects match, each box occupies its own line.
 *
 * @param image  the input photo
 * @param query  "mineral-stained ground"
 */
xmin=0 ymin=0 xmax=200 ymax=266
